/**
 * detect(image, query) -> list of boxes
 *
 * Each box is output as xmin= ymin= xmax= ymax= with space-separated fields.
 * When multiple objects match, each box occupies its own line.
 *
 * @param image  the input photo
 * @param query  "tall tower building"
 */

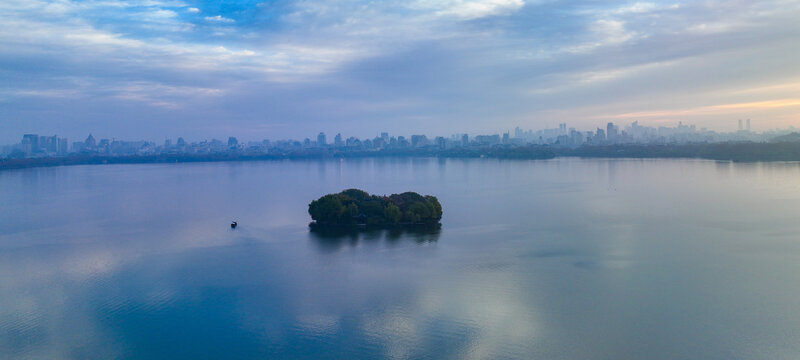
xmin=738 ymin=119 xmax=743 ymax=131
xmin=57 ymin=138 xmax=68 ymax=154
xmin=746 ymin=119 xmax=751 ymax=132
xmin=317 ymin=132 xmax=326 ymax=146
xmin=606 ymin=122 xmax=618 ymax=142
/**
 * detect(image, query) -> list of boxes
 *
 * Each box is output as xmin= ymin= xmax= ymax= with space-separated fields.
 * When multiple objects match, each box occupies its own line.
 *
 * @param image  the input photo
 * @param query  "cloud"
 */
xmin=204 ymin=15 xmax=235 ymax=23
xmin=144 ymin=8 xmax=178 ymax=19
xmin=1 ymin=0 xmax=800 ymax=142
xmin=609 ymin=2 xmax=680 ymax=15
xmin=431 ymin=0 xmax=526 ymax=20
xmin=111 ymin=81 xmax=224 ymax=109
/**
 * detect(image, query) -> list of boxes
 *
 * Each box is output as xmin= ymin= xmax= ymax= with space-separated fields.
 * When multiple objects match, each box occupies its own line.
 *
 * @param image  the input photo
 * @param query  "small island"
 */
xmin=308 ymin=189 xmax=442 ymax=228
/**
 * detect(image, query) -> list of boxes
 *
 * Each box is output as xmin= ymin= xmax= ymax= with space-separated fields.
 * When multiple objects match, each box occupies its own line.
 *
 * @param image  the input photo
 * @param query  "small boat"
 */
xmin=231 ymin=221 xmax=238 ymax=229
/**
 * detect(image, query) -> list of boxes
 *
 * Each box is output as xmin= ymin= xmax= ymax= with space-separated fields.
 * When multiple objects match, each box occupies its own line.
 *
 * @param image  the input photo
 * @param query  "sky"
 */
xmin=1 ymin=0 xmax=799 ymax=143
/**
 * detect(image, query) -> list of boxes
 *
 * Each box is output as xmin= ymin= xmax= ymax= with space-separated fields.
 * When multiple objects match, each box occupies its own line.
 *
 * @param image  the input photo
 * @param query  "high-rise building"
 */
xmin=595 ymin=128 xmax=606 ymax=142
xmin=435 ymin=136 xmax=446 ymax=149
xmin=57 ymin=138 xmax=68 ymax=154
xmin=228 ymin=137 xmax=238 ymax=148
xmin=607 ymin=122 xmax=618 ymax=142
xmin=462 ymin=134 xmax=469 ymax=146
xmin=559 ymin=123 xmax=567 ymax=135
xmin=22 ymin=134 xmax=39 ymax=153
xmin=37 ymin=135 xmax=58 ymax=153
xmin=381 ymin=132 xmax=389 ymax=142
xmin=317 ymin=132 xmax=326 ymax=146
xmin=334 ymin=133 xmax=343 ymax=147
xmin=84 ymin=134 xmax=96 ymax=148
xmin=746 ymin=119 xmax=751 ymax=132
xmin=738 ymin=119 xmax=743 ymax=131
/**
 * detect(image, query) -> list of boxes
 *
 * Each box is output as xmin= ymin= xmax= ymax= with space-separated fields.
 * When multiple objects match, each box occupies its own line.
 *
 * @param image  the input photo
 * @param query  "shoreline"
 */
xmin=3 ymin=143 xmax=800 ymax=170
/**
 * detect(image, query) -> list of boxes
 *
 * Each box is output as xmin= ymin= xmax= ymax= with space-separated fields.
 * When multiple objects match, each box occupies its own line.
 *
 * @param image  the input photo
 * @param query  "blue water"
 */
xmin=2 ymin=158 xmax=800 ymax=359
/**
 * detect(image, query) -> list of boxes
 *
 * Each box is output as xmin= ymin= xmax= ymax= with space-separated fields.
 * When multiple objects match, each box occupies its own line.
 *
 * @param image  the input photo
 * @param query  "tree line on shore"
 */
xmin=5 ymin=142 xmax=800 ymax=171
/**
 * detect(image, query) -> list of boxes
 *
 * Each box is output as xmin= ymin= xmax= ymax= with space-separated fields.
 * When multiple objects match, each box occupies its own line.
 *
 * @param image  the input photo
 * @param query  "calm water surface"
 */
xmin=2 ymin=158 xmax=800 ymax=359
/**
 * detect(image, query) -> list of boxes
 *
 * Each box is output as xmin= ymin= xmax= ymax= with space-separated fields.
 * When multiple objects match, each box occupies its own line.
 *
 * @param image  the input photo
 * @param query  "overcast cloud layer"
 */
xmin=1 ymin=0 xmax=799 ymax=142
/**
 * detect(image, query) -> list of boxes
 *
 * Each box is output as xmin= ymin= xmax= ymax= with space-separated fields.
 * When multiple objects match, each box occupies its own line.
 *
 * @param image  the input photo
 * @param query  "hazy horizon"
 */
xmin=2 ymin=0 xmax=800 ymax=143
xmin=4 ymin=119 xmax=793 ymax=146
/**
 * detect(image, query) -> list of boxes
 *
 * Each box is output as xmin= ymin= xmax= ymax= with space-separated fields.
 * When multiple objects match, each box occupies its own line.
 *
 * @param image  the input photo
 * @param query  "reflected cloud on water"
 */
xmin=4 ymin=159 xmax=800 ymax=359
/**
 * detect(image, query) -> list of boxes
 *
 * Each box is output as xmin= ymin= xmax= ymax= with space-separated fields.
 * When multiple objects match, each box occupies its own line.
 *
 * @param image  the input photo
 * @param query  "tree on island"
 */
xmin=308 ymin=189 xmax=442 ymax=227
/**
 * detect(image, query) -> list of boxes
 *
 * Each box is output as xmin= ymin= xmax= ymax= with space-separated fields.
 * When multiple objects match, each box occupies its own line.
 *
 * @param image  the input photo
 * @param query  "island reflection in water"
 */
xmin=309 ymin=226 xmax=441 ymax=251
xmin=2 ymin=158 xmax=800 ymax=359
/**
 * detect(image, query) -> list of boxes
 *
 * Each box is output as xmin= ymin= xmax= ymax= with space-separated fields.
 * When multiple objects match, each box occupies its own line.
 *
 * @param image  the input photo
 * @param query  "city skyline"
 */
xmin=2 ymin=1 xmax=800 ymax=144
xmin=1 ymin=117 xmax=789 ymax=146
xmin=5 ymin=118 xmax=797 ymax=159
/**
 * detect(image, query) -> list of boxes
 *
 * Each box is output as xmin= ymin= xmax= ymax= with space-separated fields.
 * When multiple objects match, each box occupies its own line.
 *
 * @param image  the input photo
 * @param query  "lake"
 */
xmin=2 ymin=157 xmax=800 ymax=359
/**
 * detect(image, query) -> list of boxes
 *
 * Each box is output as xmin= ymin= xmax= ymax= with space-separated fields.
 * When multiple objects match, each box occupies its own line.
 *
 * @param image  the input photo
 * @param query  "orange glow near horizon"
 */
xmin=601 ymin=99 xmax=800 ymax=120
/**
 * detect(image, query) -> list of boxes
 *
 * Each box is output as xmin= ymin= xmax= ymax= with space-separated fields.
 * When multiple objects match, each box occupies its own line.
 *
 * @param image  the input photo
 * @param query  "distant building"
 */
xmin=317 ymin=132 xmax=326 ymax=146
xmin=22 ymin=134 xmax=39 ymax=154
xmin=345 ymin=137 xmax=361 ymax=147
xmin=39 ymin=135 xmax=57 ymax=153
xmin=397 ymin=136 xmax=409 ymax=147
xmin=462 ymin=134 xmax=469 ymax=146
xmin=569 ymin=130 xmax=584 ymax=147
xmin=474 ymin=134 xmax=501 ymax=146
xmin=85 ymin=134 xmax=96 ymax=148
xmin=57 ymin=138 xmax=68 ymax=154
xmin=71 ymin=141 xmax=85 ymax=152
xmin=595 ymin=128 xmax=606 ymax=142
xmin=228 ymin=137 xmax=238 ymax=148
xmin=98 ymin=139 xmax=110 ymax=153
xmin=607 ymin=122 xmax=618 ymax=142
xmin=371 ymin=136 xmax=384 ymax=148
xmin=435 ymin=136 xmax=446 ymax=149
xmin=411 ymin=135 xmax=429 ymax=147
xmin=334 ymin=133 xmax=343 ymax=147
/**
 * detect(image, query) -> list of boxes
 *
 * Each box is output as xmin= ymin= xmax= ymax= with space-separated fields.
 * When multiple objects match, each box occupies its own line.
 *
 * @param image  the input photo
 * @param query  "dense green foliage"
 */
xmin=308 ymin=189 xmax=442 ymax=227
